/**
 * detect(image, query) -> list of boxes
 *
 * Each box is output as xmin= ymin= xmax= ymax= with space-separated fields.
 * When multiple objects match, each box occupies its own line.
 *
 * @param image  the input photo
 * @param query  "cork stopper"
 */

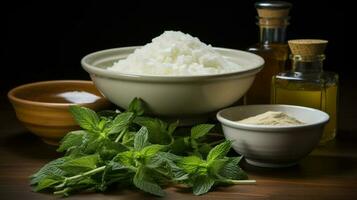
xmin=288 ymin=39 xmax=328 ymax=56
xmin=255 ymin=1 xmax=292 ymax=27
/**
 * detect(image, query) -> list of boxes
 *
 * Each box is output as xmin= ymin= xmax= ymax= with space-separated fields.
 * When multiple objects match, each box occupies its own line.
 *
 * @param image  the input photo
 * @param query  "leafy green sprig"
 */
xmin=30 ymin=98 xmax=255 ymax=197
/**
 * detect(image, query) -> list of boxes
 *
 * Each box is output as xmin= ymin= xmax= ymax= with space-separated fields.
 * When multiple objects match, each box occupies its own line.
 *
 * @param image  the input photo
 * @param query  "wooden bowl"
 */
xmin=8 ymin=80 xmax=112 ymax=145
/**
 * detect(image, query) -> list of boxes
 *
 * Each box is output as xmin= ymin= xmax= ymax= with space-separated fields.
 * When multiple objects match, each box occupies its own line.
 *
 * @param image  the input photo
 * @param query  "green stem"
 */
xmin=68 ymin=166 xmax=106 ymax=181
xmin=55 ymin=166 xmax=106 ymax=189
xmin=115 ymin=129 xmax=127 ymax=143
xmin=54 ymin=187 xmax=70 ymax=196
xmin=229 ymin=179 xmax=256 ymax=184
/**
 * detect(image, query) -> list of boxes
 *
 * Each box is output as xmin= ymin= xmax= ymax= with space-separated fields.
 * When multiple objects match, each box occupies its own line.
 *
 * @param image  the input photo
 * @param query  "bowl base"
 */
xmin=42 ymin=138 xmax=60 ymax=146
xmin=245 ymin=158 xmax=297 ymax=168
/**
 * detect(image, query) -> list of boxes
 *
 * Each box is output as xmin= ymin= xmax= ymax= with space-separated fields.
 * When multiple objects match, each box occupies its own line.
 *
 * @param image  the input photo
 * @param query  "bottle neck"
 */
xmin=292 ymin=55 xmax=325 ymax=73
xmin=257 ymin=16 xmax=289 ymax=44
xmin=259 ymin=26 xmax=287 ymax=44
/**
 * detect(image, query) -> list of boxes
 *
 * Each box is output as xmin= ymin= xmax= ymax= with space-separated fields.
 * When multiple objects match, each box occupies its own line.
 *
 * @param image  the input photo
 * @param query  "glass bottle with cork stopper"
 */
xmin=271 ymin=39 xmax=339 ymax=144
xmin=245 ymin=1 xmax=291 ymax=104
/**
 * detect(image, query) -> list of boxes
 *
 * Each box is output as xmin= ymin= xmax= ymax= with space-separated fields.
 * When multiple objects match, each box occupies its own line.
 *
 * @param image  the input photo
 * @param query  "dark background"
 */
xmin=3 ymin=0 xmax=346 ymax=98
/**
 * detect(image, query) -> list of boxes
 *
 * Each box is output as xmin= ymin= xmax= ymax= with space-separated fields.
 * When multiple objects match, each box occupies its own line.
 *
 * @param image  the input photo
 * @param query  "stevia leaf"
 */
xmin=178 ymin=156 xmax=204 ymax=174
xmin=219 ymin=157 xmax=247 ymax=180
xmin=207 ymin=158 xmax=228 ymax=176
xmin=147 ymin=152 xmax=182 ymax=168
xmin=34 ymin=178 xmax=61 ymax=192
xmin=149 ymin=152 xmax=188 ymax=181
xmin=146 ymin=154 xmax=171 ymax=168
xmin=157 ymin=152 xmax=182 ymax=162
xmin=128 ymin=97 xmax=145 ymax=116
xmin=57 ymin=130 xmax=87 ymax=153
xmin=134 ymin=127 xmax=149 ymax=151
xmin=30 ymin=157 xmax=69 ymax=185
xmin=122 ymin=131 xmax=135 ymax=146
xmin=133 ymin=166 xmax=165 ymax=197
xmin=147 ymin=152 xmax=176 ymax=169
xmin=192 ymin=175 xmax=215 ymax=195
xmin=59 ymin=154 xmax=100 ymax=174
xmin=108 ymin=112 xmax=134 ymax=134
xmin=141 ymin=144 xmax=164 ymax=157
xmin=206 ymin=140 xmax=232 ymax=162
xmin=108 ymin=160 xmax=128 ymax=171
xmin=113 ymin=151 xmax=135 ymax=167
xmin=80 ymin=135 xmax=104 ymax=155
xmin=134 ymin=117 xmax=172 ymax=145
xmin=191 ymin=124 xmax=215 ymax=139
xmin=69 ymin=106 xmax=99 ymax=131
xmin=97 ymin=119 xmax=108 ymax=131
xmin=99 ymin=139 xmax=128 ymax=160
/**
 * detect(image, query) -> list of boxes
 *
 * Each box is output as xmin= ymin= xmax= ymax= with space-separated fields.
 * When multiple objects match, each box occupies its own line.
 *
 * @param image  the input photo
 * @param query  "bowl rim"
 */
xmin=81 ymin=46 xmax=265 ymax=82
xmin=216 ymin=104 xmax=330 ymax=131
xmin=7 ymin=80 xmax=107 ymax=107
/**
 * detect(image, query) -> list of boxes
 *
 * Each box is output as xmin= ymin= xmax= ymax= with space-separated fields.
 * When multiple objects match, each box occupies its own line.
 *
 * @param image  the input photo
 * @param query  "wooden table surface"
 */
xmin=1 ymin=80 xmax=357 ymax=200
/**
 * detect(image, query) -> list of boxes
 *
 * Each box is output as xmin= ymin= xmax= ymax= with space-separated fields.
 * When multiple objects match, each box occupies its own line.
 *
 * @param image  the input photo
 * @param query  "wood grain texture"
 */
xmin=1 ymin=80 xmax=357 ymax=200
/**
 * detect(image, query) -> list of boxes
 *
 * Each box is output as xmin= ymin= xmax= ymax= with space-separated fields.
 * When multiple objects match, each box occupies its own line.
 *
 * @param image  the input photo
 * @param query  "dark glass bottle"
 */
xmin=245 ymin=1 xmax=291 ymax=104
xmin=271 ymin=40 xmax=339 ymax=144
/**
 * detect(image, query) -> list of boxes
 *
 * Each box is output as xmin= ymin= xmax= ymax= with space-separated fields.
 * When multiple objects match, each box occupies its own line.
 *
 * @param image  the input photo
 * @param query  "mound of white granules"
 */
xmin=107 ymin=31 xmax=243 ymax=76
xmin=238 ymin=111 xmax=305 ymax=126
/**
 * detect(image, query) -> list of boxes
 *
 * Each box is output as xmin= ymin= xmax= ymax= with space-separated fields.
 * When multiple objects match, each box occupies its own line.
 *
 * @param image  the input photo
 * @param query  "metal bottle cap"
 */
xmin=255 ymin=1 xmax=292 ymax=9
xmin=255 ymin=1 xmax=292 ymax=27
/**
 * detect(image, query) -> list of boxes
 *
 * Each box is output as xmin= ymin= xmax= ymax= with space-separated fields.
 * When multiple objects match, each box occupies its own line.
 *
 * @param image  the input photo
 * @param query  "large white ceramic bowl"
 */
xmin=217 ymin=105 xmax=329 ymax=168
xmin=81 ymin=46 xmax=264 ymax=118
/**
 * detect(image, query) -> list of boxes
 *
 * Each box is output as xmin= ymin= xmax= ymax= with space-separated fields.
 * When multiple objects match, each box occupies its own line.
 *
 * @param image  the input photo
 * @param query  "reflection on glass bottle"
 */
xmin=245 ymin=1 xmax=291 ymax=104
xmin=271 ymin=40 xmax=339 ymax=144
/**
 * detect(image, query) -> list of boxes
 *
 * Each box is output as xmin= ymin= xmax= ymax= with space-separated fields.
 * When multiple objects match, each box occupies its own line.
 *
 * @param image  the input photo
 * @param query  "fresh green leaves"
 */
xmin=31 ymin=98 xmax=254 ymax=197
xmin=178 ymin=156 xmax=205 ymax=174
xmin=171 ymin=124 xmax=217 ymax=158
xmin=30 ymin=157 xmax=69 ymax=185
xmin=133 ymin=166 xmax=165 ymax=197
xmin=57 ymin=130 xmax=86 ymax=152
xmin=59 ymin=154 xmax=100 ymax=174
xmin=134 ymin=117 xmax=178 ymax=145
xmin=35 ymin=178 xmax=62 ymax=192
xmin=69 ymin=106 xmax=99 ymax=131
xmin=191 ymin=124 xmax=215 ymax=139
xmin=128 ymin=97 xmax=145 ymax=116
xmin=207 ymin=140 xmax=232 ymax=162
xmin=134 ymin=127 xmax=149 ymax=151
xmin=108 ymin=112 xmax=134 ymax=134
xmin=177 ymin=140 xmax=251 ymax=195
xmin=192 ymin=175 xmax=215 ymax=195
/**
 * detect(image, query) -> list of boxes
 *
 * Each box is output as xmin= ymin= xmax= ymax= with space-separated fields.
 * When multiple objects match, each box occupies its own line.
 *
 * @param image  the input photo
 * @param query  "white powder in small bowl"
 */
xmin=237 ymin=111 xmax=305 ymax=126
xmin=107 ymin=31 xmax=244 ymax=76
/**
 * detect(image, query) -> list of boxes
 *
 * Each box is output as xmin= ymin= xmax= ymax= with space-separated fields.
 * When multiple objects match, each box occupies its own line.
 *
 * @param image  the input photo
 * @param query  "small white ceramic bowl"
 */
xmin=81 ymin=46 xmax=263 ymax=119
xmin=217 ymin=105 xmax=329 ymax=168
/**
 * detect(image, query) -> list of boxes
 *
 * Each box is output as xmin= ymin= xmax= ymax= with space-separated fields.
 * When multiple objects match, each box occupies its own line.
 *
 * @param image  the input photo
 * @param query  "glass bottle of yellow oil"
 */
xmin=271 ymin=39 xmax=339 ymax=144
xmin=244 ymin=1 xmax=291 ymax=104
